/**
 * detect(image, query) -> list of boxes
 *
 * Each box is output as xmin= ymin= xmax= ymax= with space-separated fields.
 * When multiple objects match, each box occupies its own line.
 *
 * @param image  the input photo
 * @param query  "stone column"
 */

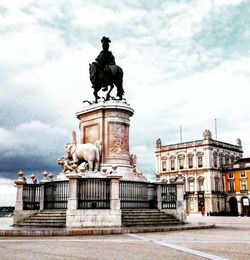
xmin=176 ymin=175 xmax=186 ymax=222
xmin=39 ymin=183 xmax=45 ymax=210
xmin=156 ymin=182 xmax=162 ymax=210
xmin=39 ymin=171 xmax=51 ymax=210
xmin=107 ymin=166 xmax=122 ymax=210
xmin=14 ymin=171 xmax=25 ymax=211
xmin=66 ymin=172 xmax=80 ymax=210
xmin=147 ymin=183 xmax=155 ymax=208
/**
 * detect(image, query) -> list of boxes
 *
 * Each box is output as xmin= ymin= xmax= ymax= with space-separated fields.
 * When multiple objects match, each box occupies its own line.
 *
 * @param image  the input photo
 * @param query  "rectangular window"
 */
xmin=215 ymin=179 xmax=219 ymax=191
xmin=229 ymin=173 xmax=234 ymax=179
xmin=188 ymin=157 xmax=193 ymax=169
xmin=229 ymin=180 xmax=234 ymax=192
xmin=240 ymin=172 xmax=246 ymax=178
xmin=170 ymin=159 xmax=175 ymax=170
xmin=213 ymin=155 xmax=217 ymax=168
xmin=198 ymin=181 xmax=204 ymax=191
xmin=162 ymin=161 xmax=167 ymax=172
xmin=219 ymin=157 xmax=223 ymax=167
xmin=189 ymin=182 xmax=194 ymax=192
xmin=179 ymin=158 xmax=184 ymax=170
xmin=198 ymin=157 xmax=203 ymax=168
xmin=241 ymin=179 xmax=247 ymax=191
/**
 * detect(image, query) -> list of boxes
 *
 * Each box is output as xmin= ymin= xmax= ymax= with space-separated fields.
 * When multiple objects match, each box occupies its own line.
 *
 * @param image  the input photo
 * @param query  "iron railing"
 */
xmin=78 ymin=178 xmax=110 ymax=209
xmin=120 ymin=181 xmax=156 ymax=209
xmin=23 ymin=184 xmax=41 ymax=210
xmin=44 ymin=181 xmax=69 ymax=209
xmin=161 ymin=184 xmax=177 ymax=209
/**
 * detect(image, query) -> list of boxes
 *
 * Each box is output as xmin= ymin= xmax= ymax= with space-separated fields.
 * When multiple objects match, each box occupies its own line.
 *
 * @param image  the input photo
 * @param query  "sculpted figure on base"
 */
xmin=89 ymin=37 xmax=124 ymax=103
xmin=65 ymin=140 xmax=102 ymax=172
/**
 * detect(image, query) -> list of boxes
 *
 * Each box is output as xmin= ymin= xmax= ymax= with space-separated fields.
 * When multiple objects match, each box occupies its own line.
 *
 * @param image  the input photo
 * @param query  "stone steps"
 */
xmin=122 ymin=209 xmax=181 ymax=227
xmin=14 ymin=210 xmax=66 ymax=228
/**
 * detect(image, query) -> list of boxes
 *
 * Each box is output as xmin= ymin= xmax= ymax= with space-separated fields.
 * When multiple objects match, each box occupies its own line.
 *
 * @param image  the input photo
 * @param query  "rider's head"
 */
xmin=101 ymin=36 xmax=111 ymax=51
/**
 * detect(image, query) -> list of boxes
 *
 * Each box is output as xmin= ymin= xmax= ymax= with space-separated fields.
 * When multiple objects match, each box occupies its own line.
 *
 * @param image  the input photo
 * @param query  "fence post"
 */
xmin=156 ymin=182 xmax=162 ymax=210
xmin=66 ymin=172 xmax=80 ymax=210
xmin=175 ymin=175 xmax=186 ymax=222
xmin=40 ymin=171 xmax=50 ymax=210
xmin=14 ymin=171 xmax=25 ymax=211
xmin=147 ymin=183 xmax=155 ymax=208
xmin=108 ymin=166 xmax=122 ymax=210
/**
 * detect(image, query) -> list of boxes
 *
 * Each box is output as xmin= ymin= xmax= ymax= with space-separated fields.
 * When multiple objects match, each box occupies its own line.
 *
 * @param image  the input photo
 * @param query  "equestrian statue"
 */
xmin=89 ymin=37 xmax=124 ymax=103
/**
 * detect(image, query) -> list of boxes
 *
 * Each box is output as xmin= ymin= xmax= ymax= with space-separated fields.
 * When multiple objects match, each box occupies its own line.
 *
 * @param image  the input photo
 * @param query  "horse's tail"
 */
xmin=115 ymin=66 xmax=124 ymax=96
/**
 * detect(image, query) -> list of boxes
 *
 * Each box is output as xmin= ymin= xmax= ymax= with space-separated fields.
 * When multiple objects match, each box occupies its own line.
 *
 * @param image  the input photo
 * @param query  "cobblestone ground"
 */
xmin=0 ymin=216 xmax=249 ymax=260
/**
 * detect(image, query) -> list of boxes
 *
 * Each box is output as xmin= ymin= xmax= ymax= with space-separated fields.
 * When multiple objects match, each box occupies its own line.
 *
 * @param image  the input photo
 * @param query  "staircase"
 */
xmin=122 ymin=209 xmax=182 ymax=226
xmin=14 ymin=210 xmax=66 ymax=228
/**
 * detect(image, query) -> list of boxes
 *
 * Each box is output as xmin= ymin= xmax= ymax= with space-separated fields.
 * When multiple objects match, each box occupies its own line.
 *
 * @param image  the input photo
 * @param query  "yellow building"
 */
xmin=225 ymin=158 xmax=250 ymax=216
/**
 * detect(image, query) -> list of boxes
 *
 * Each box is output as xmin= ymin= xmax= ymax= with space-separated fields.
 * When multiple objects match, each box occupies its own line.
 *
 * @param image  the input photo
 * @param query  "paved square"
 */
xmin=0 ymin=216 xmax=249 ymax=259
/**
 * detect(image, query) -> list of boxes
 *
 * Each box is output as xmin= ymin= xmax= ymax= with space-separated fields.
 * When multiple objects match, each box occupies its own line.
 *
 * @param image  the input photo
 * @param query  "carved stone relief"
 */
xmin=108 ymin=122 xmax=129 ymax=156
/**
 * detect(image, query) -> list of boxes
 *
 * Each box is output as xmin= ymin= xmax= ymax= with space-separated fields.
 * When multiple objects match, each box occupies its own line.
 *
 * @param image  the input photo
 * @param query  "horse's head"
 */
xmin=89 ymin=62 xmax=97 ymax=83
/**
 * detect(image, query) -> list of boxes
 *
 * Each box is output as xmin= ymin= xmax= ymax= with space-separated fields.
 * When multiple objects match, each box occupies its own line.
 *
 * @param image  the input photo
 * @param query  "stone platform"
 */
xmin=0 ymin=218 xmax=215 ymax=236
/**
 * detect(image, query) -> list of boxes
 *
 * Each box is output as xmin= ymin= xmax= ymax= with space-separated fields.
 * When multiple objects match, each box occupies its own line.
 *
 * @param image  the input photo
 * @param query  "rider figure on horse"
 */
xmin=95 ymin=37 xmax=116 ymax=91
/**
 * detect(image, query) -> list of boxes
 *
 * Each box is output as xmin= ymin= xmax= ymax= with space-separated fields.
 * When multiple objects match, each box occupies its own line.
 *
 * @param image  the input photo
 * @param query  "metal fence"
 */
xmin=23 ymin=184 xmax=41 ymax=210
xmin=78 ymin=178 xmax=110 ymax=209
xmin=44 ymin=181 xmax=69 ymax=209
xmin=120 ymin=181 xmax=156 ymax=209
xmin=161 ymin=184 xmax=177 ymax=209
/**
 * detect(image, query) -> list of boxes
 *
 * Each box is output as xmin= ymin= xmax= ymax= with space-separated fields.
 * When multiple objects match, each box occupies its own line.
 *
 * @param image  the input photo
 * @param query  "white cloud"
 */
xmin=0 ymin=0 xmax=250 ymax=200
xmin=0 ymin=179 xmax=15 ymax=206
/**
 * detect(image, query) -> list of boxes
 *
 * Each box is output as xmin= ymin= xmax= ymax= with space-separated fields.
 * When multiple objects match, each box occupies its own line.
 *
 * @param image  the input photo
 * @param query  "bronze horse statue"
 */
xmin=89 ymin=62 xmax=124 ymax=103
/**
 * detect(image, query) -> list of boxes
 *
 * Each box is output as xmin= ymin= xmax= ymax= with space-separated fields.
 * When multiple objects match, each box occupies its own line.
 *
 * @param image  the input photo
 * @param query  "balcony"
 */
xmin=240 ymin=190 xmax=248 ymax=194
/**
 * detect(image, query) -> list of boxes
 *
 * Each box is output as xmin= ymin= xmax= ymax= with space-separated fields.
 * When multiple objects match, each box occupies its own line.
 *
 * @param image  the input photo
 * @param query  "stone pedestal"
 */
xmin=76 ymin=100 xmax=134 ymax=180
xmin=66 ymin=172 xmax=80 ymax=210
xmin=108 ymin=172 xmax=122 ymax=210
xmin=15 ymin=179 xmax=25 ymax=211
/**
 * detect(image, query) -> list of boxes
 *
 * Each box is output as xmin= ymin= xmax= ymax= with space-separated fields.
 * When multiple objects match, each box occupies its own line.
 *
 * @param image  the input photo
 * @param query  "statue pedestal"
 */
xmin=76 ymin=100 xmax=135 ymax=180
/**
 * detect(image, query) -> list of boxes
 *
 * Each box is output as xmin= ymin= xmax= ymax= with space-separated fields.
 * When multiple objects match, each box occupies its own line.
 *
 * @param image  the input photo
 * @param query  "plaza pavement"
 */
xmin=0 ymin=215 xmax=249 ymax=259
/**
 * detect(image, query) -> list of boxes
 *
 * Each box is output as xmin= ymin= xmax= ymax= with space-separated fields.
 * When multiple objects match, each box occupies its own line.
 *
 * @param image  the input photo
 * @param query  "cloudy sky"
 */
xmin=1 ymin=0 xmax=250 ymax=206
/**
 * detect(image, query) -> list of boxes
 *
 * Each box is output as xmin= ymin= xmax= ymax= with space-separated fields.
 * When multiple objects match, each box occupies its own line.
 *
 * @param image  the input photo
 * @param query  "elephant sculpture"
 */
xmin=65 ymin=140 xmax=102 ymax=172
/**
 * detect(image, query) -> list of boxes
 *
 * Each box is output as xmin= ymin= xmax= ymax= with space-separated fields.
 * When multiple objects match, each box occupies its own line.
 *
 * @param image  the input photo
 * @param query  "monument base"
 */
xmin=66 ymin=209 xmax=121 ymax=228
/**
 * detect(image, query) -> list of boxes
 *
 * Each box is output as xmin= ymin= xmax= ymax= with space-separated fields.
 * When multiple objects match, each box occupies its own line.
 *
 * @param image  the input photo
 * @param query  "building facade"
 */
xmin=155 ymin=130 xmax=243 ymax=214
xmin=224 ymin=158 xmax=250 ymax=216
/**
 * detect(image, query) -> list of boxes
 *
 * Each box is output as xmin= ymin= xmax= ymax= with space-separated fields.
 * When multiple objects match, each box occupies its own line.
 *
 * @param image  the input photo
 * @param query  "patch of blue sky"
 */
xmin=0 ymin=5 xmax=8 ymax=15
xmin=193 ymin=2 xmax=250 ymax=63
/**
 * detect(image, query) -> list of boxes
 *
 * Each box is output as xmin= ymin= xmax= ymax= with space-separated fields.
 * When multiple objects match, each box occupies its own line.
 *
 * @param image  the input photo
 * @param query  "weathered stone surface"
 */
xmin=66 ymin=209 xmax=121 ymax=227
